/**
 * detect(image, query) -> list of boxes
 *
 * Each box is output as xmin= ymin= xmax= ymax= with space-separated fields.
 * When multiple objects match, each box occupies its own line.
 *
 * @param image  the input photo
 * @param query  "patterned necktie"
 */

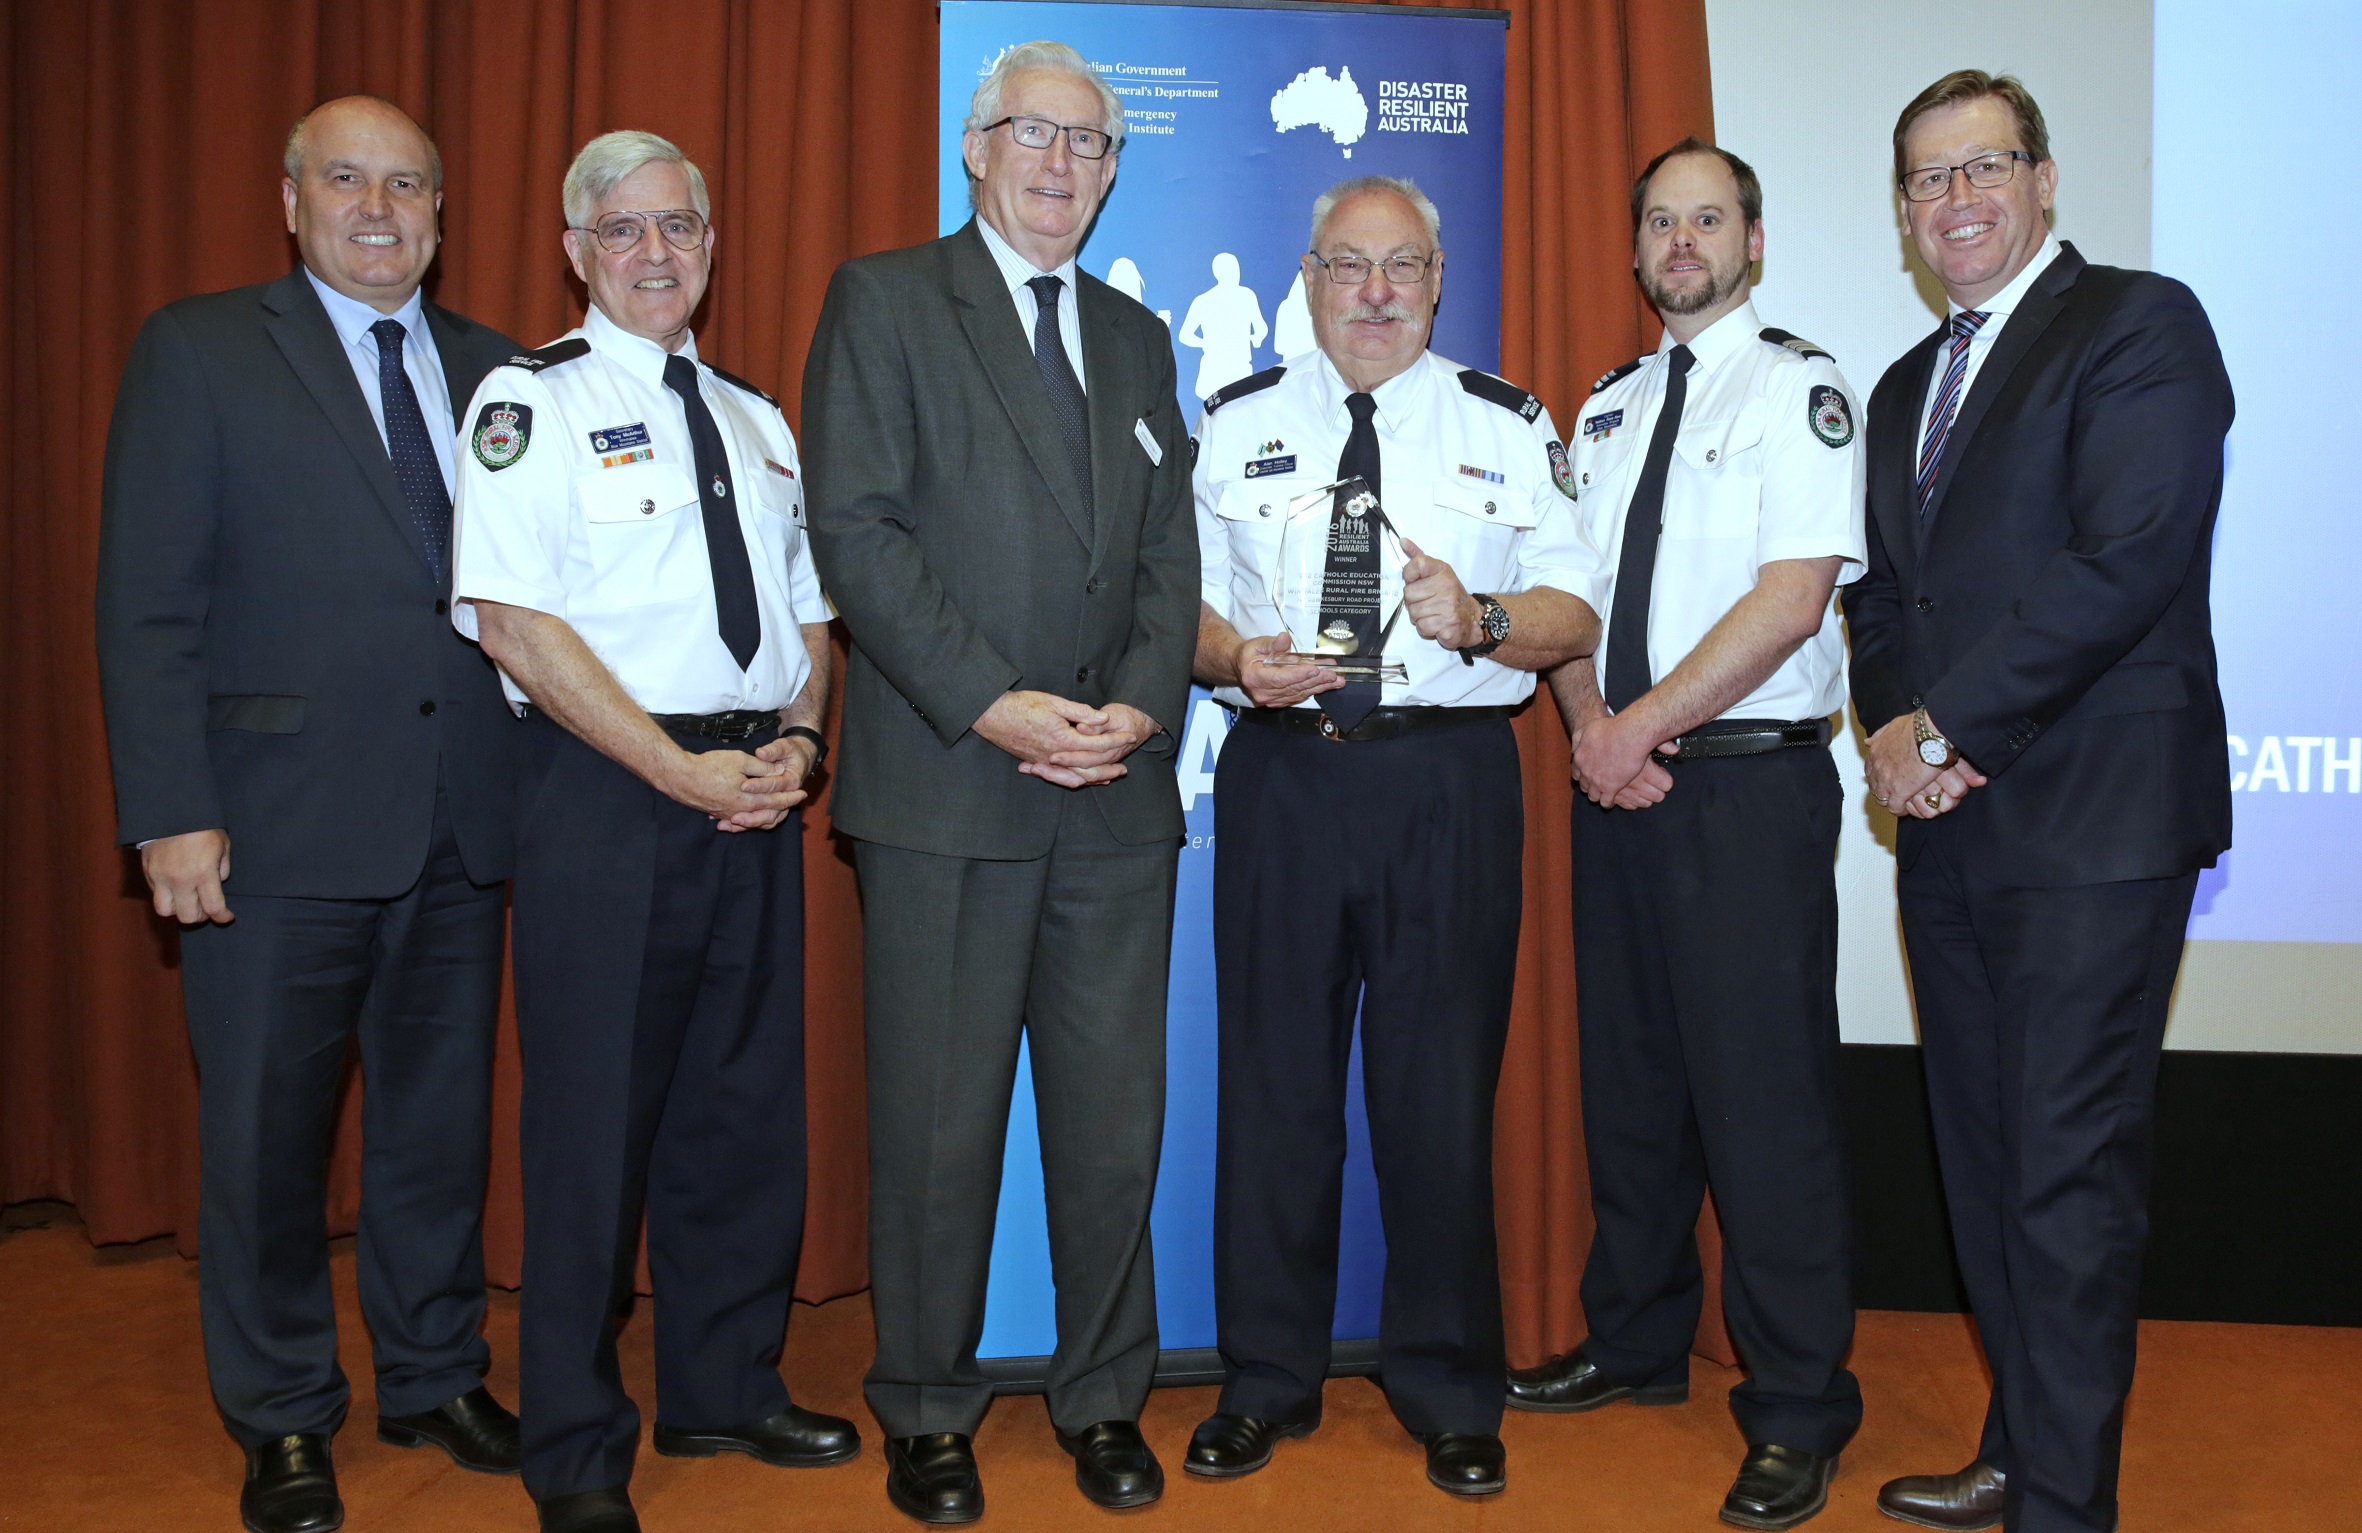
xmin=1602 ymin=344 xmax=1694 ymax=713
xmin=368 ymin=318 xmax=452 ymax=582
xmin=1025 ymin=274 xmax=1093 ymax=516
xmin=1318 ymin=391 xmax=1385 ymax=734
xmin=1916 ymin=309 xmax=1990 ymax=515
xmin=663 ymin=354 xmax=762 ymax=671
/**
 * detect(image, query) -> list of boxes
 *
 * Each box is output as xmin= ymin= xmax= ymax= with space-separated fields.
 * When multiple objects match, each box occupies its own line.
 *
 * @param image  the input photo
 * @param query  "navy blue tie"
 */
xmin=369 ymin=318 xmax=451 ymax=582
xmin=1025 ymin=274 xmax=1094 ymax=517
xmin=664 ymin=354 xmax=763 ymax=672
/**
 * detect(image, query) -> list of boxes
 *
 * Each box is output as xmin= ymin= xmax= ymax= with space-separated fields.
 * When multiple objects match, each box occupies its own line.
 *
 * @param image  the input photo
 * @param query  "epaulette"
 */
xmin=503 ymin=337 xmax=590 ymax=372
xmin=1201 ymin=364 xmax=1286 ymax=416
xmin=1591 ymin=357 xmax=1645 ymax=393
xmin=1759 ymin=327 xmax=1833 ymax=362
xmin=704 ymin=362 xmax=779 ymax=407
xmin=1457 ymin=368 xmax=1545 ymax=423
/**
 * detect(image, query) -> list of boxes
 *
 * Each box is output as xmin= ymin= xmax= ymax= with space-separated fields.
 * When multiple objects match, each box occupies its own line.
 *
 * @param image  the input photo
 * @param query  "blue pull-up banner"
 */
xmin=937 ymin=0 xmax=1509 ymax=1377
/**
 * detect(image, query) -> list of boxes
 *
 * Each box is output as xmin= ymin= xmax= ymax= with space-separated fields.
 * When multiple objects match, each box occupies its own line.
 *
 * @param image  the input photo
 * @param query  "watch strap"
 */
xmin=781 ymin=724 xmax=828 ymax=764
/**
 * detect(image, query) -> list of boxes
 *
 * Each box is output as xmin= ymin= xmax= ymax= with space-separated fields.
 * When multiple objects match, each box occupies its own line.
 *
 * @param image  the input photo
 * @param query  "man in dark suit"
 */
xmin=1844 ymin=72 xmax=2234 ymax=1533
xmin=802 ymin=39 xmax=1197 ymax=1527
xmin=95 ymin=96 xmax=523 ymax=1533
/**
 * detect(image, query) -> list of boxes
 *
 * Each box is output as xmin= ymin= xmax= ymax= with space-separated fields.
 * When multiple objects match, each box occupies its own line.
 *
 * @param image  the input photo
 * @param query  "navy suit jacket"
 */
xmin=1844 ymin=243 xmax=2236 ymax=887
xmin=96 ymin=269 xmax=522 ymax=897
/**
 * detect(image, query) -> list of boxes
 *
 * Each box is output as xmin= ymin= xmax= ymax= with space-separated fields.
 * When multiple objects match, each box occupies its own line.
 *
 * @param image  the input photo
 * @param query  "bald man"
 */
xmin=97 ymin=96 xmax=524 ymax=1533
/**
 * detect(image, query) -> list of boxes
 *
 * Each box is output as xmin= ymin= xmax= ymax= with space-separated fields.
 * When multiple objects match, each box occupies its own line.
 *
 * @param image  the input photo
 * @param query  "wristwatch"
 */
xmin=781 ymin=724 xmax=828 ymax=767
xmin=1459 ymin=593 xmax=1510 ymax=665
xmin=1912 ymin=707 xmax=1956 ymax=770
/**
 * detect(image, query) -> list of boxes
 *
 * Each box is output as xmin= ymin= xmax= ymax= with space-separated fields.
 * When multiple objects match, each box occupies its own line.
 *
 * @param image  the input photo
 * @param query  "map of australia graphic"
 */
xmin=1270 ymin=65 xmax=1369 ymax=155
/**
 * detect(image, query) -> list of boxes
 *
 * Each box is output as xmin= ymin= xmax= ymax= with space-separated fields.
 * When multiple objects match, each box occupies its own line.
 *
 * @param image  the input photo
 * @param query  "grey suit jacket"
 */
xmin=96 ymin=269 xmax=522 ymax=896
xmin=803 ymin=220 xmax=1198 ymax=860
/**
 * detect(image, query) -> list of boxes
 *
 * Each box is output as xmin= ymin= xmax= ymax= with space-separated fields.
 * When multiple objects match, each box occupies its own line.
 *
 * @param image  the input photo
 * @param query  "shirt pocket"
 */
xmin=1431 ymin=478 xmax=1535 ymax=594
xmin=1212 ymin=477 xmax=1312 ymax=611
xmin=575 ymin=464 xmax=702 ymax=608
xmin=1664 ymin=413 xmax=1766 ymax=541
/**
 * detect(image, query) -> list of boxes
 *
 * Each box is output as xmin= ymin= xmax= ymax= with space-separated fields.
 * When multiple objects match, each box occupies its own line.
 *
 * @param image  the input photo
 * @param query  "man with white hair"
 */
xmin=804 ymin=38 xmax=1197 ymax=1526
xmin=1187 ymin=174 xmax=1601 ymax=1498
xmin=451 ymin=129 xmax=850 ymax=1533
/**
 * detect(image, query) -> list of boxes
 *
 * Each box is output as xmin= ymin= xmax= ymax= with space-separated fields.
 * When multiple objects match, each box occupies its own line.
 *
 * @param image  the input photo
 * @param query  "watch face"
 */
xmin=1919 ymin=737 xmax=1950 ymax=766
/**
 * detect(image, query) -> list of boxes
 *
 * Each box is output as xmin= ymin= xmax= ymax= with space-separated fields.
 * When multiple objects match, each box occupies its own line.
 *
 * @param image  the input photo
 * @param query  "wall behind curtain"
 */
xmin=0 ymin=0 xmax=1717 ymax=1360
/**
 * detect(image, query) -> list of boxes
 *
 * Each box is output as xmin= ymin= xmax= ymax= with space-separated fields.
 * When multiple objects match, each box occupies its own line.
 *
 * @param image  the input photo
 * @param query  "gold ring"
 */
xmin=1925 ymin=790 xmax=1943 ymax=809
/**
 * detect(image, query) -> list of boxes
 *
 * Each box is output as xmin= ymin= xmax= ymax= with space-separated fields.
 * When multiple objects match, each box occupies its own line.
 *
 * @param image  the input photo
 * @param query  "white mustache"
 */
xmin=1342 ymin=302 xmax=1416 ymax=324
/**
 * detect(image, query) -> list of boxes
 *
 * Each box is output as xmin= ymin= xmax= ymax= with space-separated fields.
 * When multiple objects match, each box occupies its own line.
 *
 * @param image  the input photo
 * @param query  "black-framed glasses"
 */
xmin=573 ymin=208 xmax=708 ymax=254
xmin=1899 ymin=151 xmax=2036 ymax=203
xmin=983 ymin=114 xmax=1121 ymax=160
xmin=1309 ymin=251 xmax=1437 ymax=286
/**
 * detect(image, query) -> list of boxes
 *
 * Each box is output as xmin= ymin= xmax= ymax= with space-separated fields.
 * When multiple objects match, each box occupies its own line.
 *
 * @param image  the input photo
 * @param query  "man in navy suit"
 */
xmin=97 ymin=96 xmax=523 ymax=1533
xmin=1845 ymin=72 xmax=2234 ymax=1533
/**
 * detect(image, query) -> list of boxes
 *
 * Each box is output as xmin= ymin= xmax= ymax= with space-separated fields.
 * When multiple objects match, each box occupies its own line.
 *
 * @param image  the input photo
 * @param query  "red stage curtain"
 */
xmin=0 ymin=0 xmax=1720 ymax=1358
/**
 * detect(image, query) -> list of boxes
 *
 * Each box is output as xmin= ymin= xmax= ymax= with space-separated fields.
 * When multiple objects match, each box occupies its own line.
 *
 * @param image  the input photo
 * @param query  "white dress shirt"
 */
xmin=976 ymin=215 xmax=1088 ymax=391
xmin=1195 ymin=348 xmax=1602 ymax=710
xmin=1567 ymin=300 xmax=1866 ymax=723
xmin=1916 ymin=233 xmax=2064 ymax=462
xmin=303 ymin=267 xmax=457 ymax=497
xmin=449 ymin=305 xmax=825 ymax=715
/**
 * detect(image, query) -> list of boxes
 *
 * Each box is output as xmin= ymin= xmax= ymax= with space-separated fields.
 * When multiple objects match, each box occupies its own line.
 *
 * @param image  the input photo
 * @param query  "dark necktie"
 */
xmin=1025 ymin=274 xmax=1093 ymax=516
xmin=1602 ymin=344 xmax=1694 ymax=713
xmin=1318 ymin=391 xmax=1385 ymax=733
xmin=1916 ymin=309 xmax=1990 ymax=515
xmin=663 ymin=353 xmax=762 ymax=671
xmin=368 ymin=318 xmax=452 ymax=582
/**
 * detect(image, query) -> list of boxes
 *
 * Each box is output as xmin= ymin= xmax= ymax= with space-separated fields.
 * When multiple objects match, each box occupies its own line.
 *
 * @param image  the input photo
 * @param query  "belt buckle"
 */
xmin=1318 ymin=713 xmax=1343 ymax=742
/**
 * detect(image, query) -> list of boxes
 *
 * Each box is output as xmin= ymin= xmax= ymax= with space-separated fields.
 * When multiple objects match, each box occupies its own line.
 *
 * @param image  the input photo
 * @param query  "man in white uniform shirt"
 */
xmin=1512 ymin=141 xmax=1865 ymax=1532
xmin=450 ymin=130 xmax=851 ymax=1533
xmin=1188 ymin=175 xmax=1602 ymax=1500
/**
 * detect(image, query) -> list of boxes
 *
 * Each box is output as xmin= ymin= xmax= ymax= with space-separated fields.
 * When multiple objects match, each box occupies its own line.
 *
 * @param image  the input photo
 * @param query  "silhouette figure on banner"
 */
xmin=1105 ymin=256 xmax=1171 ymax=327
xmin=1273 ymin=270 xmax=1315 ymax=360
xmin=1177 ymin=253 xmax=1268 ymax=400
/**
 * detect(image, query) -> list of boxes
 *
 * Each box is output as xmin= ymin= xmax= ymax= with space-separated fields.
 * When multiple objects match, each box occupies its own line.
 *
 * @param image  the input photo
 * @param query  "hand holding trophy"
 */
xmin=1258 ymin=475 xmax=1410 ymax=683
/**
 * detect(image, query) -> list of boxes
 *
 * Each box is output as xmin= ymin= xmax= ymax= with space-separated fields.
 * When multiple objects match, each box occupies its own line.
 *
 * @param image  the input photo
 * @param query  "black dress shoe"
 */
xmin=1506 ymin=1348 xmax=1689 ymax=1413
xmin=241 ymin=1434 xmax=342 ymax=1533
xmin=378 ymin=1385 xmax=522 ymax=1474
xmin=1418 ymin=1432 xmax=1506 ymax=1496
xmin=886 ymin=1433 xmax=983 ymax=1525
xmin=1183 ymin=1411 xmax=1318 ymax=1478
xmin=1057 ymin=1419 xmax=1164 ymax=1509
xmin=1877 ymin=1461 xmax=2005 ymax=1530
xmin=536 ymin=1486 xmax=640 ymax=1533
xmin=1722 ymin=1444 xmax=1839 ymax=1530
xmin=653 ymin=1404 xmax=862 ymax=1467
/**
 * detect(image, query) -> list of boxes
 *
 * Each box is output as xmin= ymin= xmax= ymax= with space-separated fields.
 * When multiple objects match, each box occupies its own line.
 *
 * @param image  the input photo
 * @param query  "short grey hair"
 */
xmin=282 ymin=97 xmax=444 ymax=189
xmin=1310 ymin=175 xmax=1442 ymax=252
xmin=966 ymin=40 xmax=1125 ymax=140
xmin=562 ymin=130 xmax=711 ymax=230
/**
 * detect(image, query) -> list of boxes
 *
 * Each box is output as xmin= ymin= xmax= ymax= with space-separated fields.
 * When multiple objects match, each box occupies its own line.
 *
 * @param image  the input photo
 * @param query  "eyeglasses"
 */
xmin=1308 ymin=251 xmax=1437 ymax=285
xmin=1899 ymin=151 xmax=2036 ymax=203
xmin=984 ymin=115 xmax=1121 ymax=160
xmin=573 ymin=208 xmax=708 ymax=254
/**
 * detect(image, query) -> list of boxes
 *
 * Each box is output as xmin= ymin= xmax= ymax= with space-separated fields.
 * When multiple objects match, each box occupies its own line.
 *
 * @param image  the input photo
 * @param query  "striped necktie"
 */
xmin=1915 ymin=309 xmax=1989 ymax=515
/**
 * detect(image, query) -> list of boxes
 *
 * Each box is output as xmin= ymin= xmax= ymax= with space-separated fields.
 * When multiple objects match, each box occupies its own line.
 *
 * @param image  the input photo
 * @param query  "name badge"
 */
xmin=1244 ymin=454 xmax=1297 ymax=478
xmin=1134 ymin=417 xmax=1164 ymax=466
xmin=588 ymin=421 xmax=651 ymax=453
xmin=1583 ymin=409 xmax=1623 ymax=440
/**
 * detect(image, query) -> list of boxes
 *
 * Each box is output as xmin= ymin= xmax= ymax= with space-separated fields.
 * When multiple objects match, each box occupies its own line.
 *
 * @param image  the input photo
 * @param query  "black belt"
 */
xmin=1654 ymin=716 xmax=1832 ymax=762
xmin=647 ymin=709 xmax=780 ymax=742
xmin=1235 ymin=704 xmax=1512 ymax=744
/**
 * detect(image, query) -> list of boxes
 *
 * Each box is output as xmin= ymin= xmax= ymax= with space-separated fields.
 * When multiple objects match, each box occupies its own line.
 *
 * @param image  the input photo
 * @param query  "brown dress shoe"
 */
xmin=1877 ymin=1461 xmax=2005 ymax=1530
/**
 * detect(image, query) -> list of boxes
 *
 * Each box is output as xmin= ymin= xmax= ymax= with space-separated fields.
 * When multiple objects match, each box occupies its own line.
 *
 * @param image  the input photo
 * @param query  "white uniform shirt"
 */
xmin=304 ymin=268 xmax=457 ymax=496
xmin=1915 ymin=233 xmax=2063 ymax=462
xmin=1567 ymin=300 xmax=1866 ymax=723
xmin=1194 ymin=348 xmax=1602 ymax=710
xmin=449 ymin=305 xmax=825 ymax=715
xmin=976 ymin=215 xmax=1087 ymax=391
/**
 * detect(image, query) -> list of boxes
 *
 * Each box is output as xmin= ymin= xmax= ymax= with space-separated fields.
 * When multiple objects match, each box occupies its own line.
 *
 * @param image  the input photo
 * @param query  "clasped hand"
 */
xmin=1570 ymin=709 xmax=1680 ymax=810
xmin=669 ymin=735 xmax=816 ymax=833
xmin=1863 ymin=713 xmax=1987 ymax=819
xmin=976 ymin=690 xmax=1158 ymax=789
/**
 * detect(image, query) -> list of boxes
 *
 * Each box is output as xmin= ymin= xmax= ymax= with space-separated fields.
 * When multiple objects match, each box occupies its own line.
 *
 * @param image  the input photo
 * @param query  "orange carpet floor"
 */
xmin=3 ymin=1211 xmax=2356 ymax=1532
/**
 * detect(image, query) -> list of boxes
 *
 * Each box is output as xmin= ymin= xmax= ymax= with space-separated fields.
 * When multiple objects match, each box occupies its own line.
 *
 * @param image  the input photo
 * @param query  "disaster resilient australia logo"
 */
xmin=1271 ymin=64 xmax=1474 ymax=155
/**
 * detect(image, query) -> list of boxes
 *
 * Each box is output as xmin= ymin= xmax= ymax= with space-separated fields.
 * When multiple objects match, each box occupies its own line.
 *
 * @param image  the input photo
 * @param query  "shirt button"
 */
xmin=1483 ymin=501 xmax=1496 ymax=515
xmin=1258 ymin=505 xmax=1272 ymax=518
xmin=418 ymin=700 xmax=437 ymax=716
xmin=1705 ymin=449 xmax=1718 ymax=463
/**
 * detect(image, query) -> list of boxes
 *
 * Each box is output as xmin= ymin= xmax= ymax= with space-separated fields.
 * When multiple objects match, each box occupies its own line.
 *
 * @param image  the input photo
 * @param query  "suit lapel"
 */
xmin=1919 ymin=244 xmax=2084 ymax=532
xmin=1080 ymin=277 xmax=1135 ymax=571
xmin=262 ymin=270 xmax=435 ymax=576
xmin=949 ymin=222 xmax=1094 ymax=550
xmin=425 ymin=302 xmax=481 ymax=431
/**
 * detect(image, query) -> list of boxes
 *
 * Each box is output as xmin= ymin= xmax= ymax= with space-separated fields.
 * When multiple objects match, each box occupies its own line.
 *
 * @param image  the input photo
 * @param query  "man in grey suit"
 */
xmin=802 ymin=38 xmax=1197 ymax=1528
xmin=95 ymin=96 xmax=522 ymax=1533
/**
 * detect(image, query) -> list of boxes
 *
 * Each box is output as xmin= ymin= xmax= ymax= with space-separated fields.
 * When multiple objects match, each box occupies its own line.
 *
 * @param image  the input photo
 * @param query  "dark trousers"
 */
xmin=1570 ymin=744 xmax=1861 ymax=1455
xmin=510 ymin=717 xmax=809 ymax=1499
xmin=857 ymin=790 xmax=1176 ymax=1439
xmin=1210 ymin=713 xmax=1523 ymax=1436
xmin=1900 ymin=837 xmax=2197 ymax=1533
xmin=179 ymin=783 xmax=504 ymax=1446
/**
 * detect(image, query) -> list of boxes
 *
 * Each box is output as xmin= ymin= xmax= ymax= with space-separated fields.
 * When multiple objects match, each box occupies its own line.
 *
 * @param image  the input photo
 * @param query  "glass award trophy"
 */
xmin=1259 ymin=476 xmax=1409 ymax=683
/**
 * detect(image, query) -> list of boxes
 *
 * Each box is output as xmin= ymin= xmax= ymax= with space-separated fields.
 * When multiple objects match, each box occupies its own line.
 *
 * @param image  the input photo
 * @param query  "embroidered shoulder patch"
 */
xmin=471 ymin=401 xmax=533 ymax=470
xmin=1808 ymin=385 xmax=1854 ymax=448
